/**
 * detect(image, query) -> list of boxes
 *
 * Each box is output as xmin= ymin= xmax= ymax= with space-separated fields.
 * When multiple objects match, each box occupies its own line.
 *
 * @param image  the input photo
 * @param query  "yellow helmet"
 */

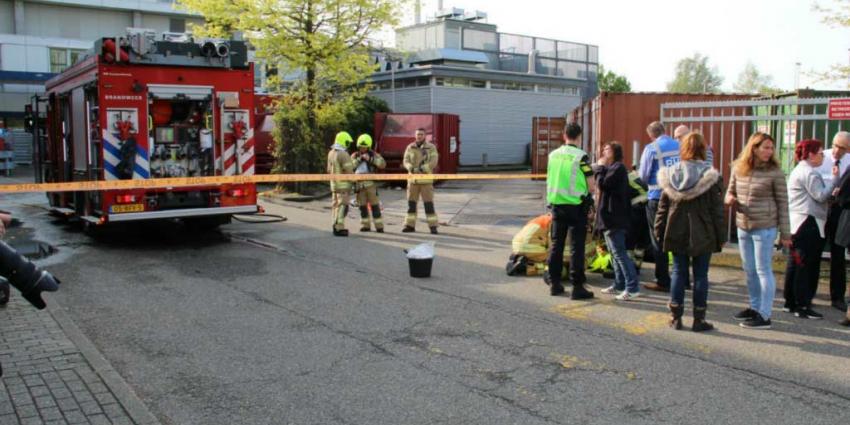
xmin=335 ymin=131 xmax=353 ymax=148
xmin=356 ymin=134 xmax=373 ymax=149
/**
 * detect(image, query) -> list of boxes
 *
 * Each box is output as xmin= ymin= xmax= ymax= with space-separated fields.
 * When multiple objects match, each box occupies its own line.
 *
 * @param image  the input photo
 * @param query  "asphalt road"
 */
xmin=5 ymin=179 xmax=850 ymax=425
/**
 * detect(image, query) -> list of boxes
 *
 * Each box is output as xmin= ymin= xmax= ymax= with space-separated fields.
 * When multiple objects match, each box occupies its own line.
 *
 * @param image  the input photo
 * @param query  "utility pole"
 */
xmin=794 ymin=62 xmax=801 ymax=91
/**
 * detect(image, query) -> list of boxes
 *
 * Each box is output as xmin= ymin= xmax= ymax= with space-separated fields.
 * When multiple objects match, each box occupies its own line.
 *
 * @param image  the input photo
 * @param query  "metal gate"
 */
xmin=660 ymin=97 xmax=850 ymax=240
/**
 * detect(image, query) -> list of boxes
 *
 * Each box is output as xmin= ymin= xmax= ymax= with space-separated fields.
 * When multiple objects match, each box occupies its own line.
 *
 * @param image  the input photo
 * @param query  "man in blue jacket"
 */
xmin=639 ymin=121 xmax=680 ymax=292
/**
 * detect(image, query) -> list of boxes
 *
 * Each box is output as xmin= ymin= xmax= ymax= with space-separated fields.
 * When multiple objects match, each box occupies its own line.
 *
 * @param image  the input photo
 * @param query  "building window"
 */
xmin=49 ymin=48 xmax=86 ymax=73
xmin=499 ymin=33 xmax=533 ymax=55
xmin=170 ymin=18 xmax=186 ymax=33
xmin=557 ymin=41 xmax=587 ymax=62
xmin=462 ymin=28 xmax=498 ymax=51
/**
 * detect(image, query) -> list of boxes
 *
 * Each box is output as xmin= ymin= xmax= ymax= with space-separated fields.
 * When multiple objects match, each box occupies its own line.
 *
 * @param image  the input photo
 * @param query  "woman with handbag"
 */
xmin=784 ymin=139 xmax=836 ymax=320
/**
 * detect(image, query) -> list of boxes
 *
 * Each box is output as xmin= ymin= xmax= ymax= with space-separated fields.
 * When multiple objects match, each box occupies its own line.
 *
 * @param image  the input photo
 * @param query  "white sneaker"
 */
xmin=615 ymin=291 xmax=642 ymax=301
xmin=601 ymin=285 xmax=619 ymax=294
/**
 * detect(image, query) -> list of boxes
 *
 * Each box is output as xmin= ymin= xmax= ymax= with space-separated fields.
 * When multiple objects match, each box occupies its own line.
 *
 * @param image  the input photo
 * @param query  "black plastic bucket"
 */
xmin=408 ymin=257 xmax=433 ymax=278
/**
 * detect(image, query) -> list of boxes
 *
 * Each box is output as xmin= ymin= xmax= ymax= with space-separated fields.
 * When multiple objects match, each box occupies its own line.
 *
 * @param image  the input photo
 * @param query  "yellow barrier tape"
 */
xmin=0 ymin=173 xmax=547 ymax=194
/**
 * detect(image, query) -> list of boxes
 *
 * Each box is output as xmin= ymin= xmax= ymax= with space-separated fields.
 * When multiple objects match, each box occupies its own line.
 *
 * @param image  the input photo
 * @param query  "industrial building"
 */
xmin=369 ymin=8 xmax=599 ymax=167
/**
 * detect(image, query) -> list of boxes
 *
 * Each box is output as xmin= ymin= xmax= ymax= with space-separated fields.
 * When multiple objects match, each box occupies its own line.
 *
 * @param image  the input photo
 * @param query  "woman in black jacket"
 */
xmin=594 ymin=142 xmax=641 ymax=300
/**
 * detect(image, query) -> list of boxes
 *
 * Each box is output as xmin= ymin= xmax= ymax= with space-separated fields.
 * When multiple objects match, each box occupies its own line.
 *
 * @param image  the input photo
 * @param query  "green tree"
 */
xmin=733 ymin=62 xmax=782 ymax=95
xmin=179 ymin=0 xmax=404 ymax=177
xmin=667 ymin=53 xmax=724 ymax=93
xmin=597 ymin=65 xmax=632 ymax=93
xmin=813 ymin=1 xmax=850 ymax=86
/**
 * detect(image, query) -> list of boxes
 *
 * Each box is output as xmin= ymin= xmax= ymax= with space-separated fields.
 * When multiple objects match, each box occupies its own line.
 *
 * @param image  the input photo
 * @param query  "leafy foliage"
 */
xmin=180 ymin=0 xmax=404 ymax=179
xmin=597 ymin=65 xmax=632 ymax=93
xmin=667 ymin=53 xmax=724 ymax=93
xmin=733 ymin=62 xmax=781 ymax=95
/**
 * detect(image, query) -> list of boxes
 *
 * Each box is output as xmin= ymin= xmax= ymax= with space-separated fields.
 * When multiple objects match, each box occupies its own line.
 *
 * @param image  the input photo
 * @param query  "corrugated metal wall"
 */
xmin=372 ymin=87 xmax=432 ymax=116
xmin=372 ymin=86 xmax=581 ymax=166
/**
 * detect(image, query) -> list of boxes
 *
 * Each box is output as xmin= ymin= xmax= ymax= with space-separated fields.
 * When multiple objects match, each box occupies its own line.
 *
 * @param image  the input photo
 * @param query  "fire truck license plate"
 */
xmin=110 ymin=204 xmax=144 ymax=213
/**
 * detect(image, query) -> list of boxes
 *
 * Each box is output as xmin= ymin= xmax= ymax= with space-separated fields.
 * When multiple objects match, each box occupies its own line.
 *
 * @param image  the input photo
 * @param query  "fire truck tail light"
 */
xmin=226 ymin=189 xmax=246 ymax=197
xmin=116 ymin=195 xmax=137 ymax=204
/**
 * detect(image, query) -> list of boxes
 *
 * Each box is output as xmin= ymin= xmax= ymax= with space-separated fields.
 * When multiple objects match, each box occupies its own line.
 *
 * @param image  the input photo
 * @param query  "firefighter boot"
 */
xmin=359 ymin=205 xmax=371 ymax=232
xmin=424 ymin=202 xmax=438 ymax=234
xmin=0 ymin=241 xmax=60 ymax=310
xmin=370 ymin=203 xmax=384 ymax=233
xmin=403 ymin=201 xmax=417 ymax=232
xmin=692 ymin=307 xmax=715 ymax=332
xmin=668 ymin=303 xmax=684 ymax=330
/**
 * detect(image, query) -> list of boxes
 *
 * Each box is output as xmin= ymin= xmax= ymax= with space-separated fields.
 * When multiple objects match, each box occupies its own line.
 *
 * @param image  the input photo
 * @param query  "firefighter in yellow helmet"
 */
xmin=402 ymin=128 xmax=440 ymax=234
xmin=351 ymin=134 xmax=386 ymax=232
xmin=327 ymin=131 xmax=355 ymax=236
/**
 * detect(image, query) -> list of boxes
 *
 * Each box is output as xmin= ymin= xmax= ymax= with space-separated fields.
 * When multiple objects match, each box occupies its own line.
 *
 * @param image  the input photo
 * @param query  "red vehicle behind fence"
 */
xmin=40 ymin=30 xmax=259 ymax=229
xmin=373 ymin=113 xmax=461 ymax=175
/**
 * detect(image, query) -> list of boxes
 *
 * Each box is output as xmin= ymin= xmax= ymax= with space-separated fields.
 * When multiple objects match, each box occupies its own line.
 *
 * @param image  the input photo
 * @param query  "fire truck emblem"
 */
xmin=103 ymin=109 xmax=150 ymax=180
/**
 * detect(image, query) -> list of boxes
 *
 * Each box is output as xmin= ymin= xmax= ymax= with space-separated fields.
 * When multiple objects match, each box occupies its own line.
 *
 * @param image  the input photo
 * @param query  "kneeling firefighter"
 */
xmin=506 ymin=214 xmax=596 ymax=277
xmin=351 ymin=134 xmax=386 ymax=232
xmin=327 ymin=131 xmax=355 ymax=236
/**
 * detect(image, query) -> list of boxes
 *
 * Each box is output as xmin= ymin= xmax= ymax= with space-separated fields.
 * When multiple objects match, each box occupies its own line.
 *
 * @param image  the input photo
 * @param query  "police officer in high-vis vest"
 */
xmin=546 ymin=122 xmax=596 ymax=298
xmin=328 ymin=131 xmax=355 ymax=237
xmin=351 ymin=134 xmax=386 ymax=232
xmin=402 ymin=128 xmax=440 ymax=234
xmin=638 ymin=121 xmax=680 ymax=292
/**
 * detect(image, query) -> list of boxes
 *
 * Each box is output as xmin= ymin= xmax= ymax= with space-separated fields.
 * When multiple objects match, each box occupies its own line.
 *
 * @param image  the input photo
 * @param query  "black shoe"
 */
xmin=840 ymin=318 xmax=850 ymax=327
xmin=642 ymin=282 xmax=669 ymax=293
xmin=360 ymin=227 xmax=371 ymax=232
xmin=0 ymin=280 xmax=9 ymax=307
xmin=782 ymin=303 xmax=796 ymax=313
xmin=740 ymin=313 xmax=772 ymax=329
xmin=402 ymin=226 xmax=415 ymax=233
xmin=831 ymin=299 xmax=848 ymax=312
xmin=570 ymin=284 xmax=595 ymax=300
xmin=430 ymin=227 xmax=438 ymax=235
xmin=734 ymin=308 xmax=759 ymax=321
xmin=550 ymin=285 xmax=565 ymax=296
xmin=795 ymin=307 xmax=824 ymax=320
xmin=333 ymin=229 xmax=349 ymax=237
xmin=376 ymin=228 xmax=385 ymax=233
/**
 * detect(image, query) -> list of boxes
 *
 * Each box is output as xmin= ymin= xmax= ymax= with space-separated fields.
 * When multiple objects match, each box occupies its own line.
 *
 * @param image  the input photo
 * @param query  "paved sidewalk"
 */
xmin=0 ymin=296 xmax=160 ymax=425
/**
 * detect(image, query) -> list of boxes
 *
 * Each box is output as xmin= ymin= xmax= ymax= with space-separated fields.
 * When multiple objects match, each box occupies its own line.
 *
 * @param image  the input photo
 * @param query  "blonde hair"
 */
xmin=734 ymin=132 xmax=778 ymax=176
xmin=680 ymin=131 xmax=706 ymax=161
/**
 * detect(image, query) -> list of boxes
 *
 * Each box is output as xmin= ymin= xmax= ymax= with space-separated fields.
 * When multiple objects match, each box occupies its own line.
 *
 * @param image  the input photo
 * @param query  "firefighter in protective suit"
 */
xmin=506 ymin=214 xmax=597 ymax=277
xmin=328 ymin=131 xmax=355 ymax=236
xmin=351 ymin=134 xmax=386 ymax=232
xmin=403 ymin=129 xmax=440 ymax=234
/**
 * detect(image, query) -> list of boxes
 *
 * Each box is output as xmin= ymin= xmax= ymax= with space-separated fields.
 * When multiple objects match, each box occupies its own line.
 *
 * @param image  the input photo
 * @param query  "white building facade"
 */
xmin=0 ymin=0 xmax=203 ymax=126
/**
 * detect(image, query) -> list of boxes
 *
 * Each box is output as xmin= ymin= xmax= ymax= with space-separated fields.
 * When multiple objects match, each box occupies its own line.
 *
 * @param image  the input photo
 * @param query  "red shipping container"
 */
xmin=530 ymin=117 xmax=566 ymax=177
xmin=567 ymin=92 xmax=752 ymax=173
xmin=374 ymin=113 xmax=461 ymax=175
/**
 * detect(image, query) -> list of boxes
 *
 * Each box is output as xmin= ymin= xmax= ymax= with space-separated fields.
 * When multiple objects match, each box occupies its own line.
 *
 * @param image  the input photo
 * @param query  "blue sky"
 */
xmin=389 ymin=0 xmax=850 ymax=92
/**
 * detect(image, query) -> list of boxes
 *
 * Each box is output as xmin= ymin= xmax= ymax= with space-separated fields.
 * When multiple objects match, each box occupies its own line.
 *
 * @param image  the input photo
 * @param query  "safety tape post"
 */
xmin=0 ymin=173 xmax=548 ymax=194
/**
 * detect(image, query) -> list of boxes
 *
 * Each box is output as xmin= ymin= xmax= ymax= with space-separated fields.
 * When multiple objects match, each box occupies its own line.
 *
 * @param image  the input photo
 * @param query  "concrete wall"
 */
xmin=372 ymin=86 xmax=581 ymax=166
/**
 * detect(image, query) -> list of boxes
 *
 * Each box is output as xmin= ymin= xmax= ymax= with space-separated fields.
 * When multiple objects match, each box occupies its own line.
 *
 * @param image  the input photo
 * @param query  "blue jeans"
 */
xmin=670 ymin=253 xmax=711 ymax=307
xmin=604 ymin=229 xmax=639 ymax=293
xmin=737 ymin=227 xmax=778 ymax=319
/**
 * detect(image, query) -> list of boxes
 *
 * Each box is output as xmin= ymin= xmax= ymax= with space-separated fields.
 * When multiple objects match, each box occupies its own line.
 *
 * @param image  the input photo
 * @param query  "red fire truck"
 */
xmin=40 ymin=30 xmax=258 ymax=229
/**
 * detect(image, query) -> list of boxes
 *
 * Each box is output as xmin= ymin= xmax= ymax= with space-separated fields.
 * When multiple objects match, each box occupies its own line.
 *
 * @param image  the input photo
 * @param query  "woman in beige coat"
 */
xmin=725 ymin=133 xmax=790 ymax=330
